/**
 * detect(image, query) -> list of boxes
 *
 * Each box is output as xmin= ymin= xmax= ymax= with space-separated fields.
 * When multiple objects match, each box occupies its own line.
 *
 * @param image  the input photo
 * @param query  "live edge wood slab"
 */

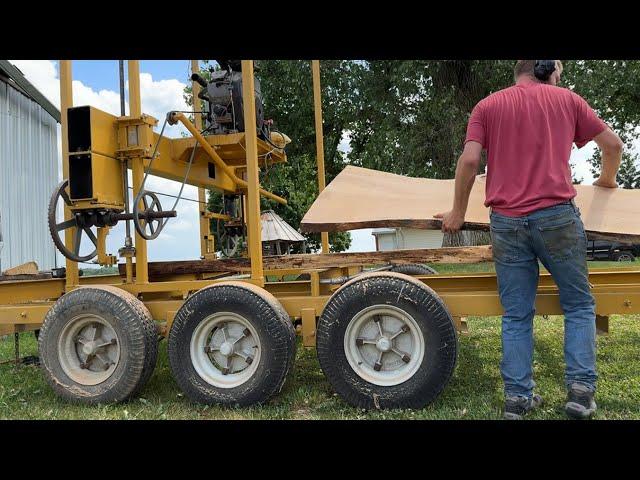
xmin=300 ymin=166 xmax=640 ymax=243
xmin=118 ymin=245 xmax=494 ymax=279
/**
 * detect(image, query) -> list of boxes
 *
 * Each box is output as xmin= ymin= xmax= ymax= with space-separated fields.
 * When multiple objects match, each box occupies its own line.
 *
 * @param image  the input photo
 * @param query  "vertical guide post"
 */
xmin=128 ymin=60 xmax=148 ymax=283
xmin=312 ymin=60 xmax=330 ymax=254
xmin=59 ymin=60 xmax=80 ymax=287
xmin=241 ymin=60 xmax=264 ymax=286
xmin=120 ymin=60 xmax=134 ymax=283
xmin=191 ymin=60 xmax=212 ymax=258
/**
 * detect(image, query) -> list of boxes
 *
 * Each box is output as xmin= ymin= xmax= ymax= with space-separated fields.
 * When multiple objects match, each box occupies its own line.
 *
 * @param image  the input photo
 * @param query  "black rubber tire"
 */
xmin=317 ymin=272 xmax=457 ymax=410
xmin=612 ymin=251 xmax=635 ymax=262
xmin=38 ymin=286 xmax=158 ymax=404
xmin=168 ymin=281 xmax=296 ymax=407
xmin=389 ymin=264 xmax=438 ymax=275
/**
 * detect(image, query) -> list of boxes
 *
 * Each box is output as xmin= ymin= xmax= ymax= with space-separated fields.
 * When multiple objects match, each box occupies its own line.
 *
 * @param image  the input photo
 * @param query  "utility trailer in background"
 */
xmin=0 ymin=60 xmax=639 ymax=410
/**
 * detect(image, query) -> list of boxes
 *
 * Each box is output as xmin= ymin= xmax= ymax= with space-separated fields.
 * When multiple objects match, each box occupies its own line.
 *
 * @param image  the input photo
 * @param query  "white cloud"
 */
xmin=11 ymin=60 xmax=199 ymax=262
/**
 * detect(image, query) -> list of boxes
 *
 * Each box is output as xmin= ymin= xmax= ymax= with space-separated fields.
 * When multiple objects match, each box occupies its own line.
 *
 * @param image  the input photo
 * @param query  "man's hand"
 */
xmin=593 ymin=177 xmax=618 ymax=189
xmin=434 ymin=210 xmax=465 ymax=234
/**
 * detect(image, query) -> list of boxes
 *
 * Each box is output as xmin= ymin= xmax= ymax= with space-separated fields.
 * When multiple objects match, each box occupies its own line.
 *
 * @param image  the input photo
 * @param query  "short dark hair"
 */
xmin=514 ymin=60 xmax=563 ymax=79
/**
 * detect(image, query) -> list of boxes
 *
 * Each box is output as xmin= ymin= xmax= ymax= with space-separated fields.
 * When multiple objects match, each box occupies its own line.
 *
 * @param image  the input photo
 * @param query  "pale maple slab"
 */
xmin=300 ymin=166 xmax=640 ymax=242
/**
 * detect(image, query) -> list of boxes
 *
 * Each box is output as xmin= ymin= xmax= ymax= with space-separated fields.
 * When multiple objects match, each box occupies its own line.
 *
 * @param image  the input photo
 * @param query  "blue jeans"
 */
xmin=490 ymin=201 xmax=597 ymax=399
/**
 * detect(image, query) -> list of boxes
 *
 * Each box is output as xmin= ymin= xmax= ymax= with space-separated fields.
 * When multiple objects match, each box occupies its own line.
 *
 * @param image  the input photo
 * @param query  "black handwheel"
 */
xmin=48 ymin=180 xmax=98 ymax=262
xmin=133 ymin=191 xmax=164 ymax=240
xmin=168 ymin=281 xmax=296 ymax=406
xmin=389 ymin=264 xmax=438 ymax=275
xmin=38 ymin=286 xmax=158 ymax=404
xmin=317 ymin=272 xmax=457 ymax=410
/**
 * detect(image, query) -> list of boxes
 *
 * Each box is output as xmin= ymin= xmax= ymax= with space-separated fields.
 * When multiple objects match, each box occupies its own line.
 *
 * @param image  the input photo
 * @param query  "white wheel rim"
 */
xmin=344 ymin=305 xmax=425 ymax=386
xmin=190 ymin=312 xmax=261 ymax=389
xmin=58 ymin=314 xmax=121 ymax=386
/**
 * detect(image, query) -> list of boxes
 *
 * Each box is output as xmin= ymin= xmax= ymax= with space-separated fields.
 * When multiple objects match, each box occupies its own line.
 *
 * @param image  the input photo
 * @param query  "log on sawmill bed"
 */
xmin=117 ymin=245 xmax=494 ymax=279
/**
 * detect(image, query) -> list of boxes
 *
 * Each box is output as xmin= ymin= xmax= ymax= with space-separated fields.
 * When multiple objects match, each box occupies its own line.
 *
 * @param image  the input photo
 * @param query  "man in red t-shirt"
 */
xmin=435 ymin=60 xmax=623 ymax=419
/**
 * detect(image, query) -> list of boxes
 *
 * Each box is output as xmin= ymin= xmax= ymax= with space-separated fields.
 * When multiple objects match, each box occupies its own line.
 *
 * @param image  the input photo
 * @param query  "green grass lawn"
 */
xmin=1 ymin=260 xmax=638 ymax=420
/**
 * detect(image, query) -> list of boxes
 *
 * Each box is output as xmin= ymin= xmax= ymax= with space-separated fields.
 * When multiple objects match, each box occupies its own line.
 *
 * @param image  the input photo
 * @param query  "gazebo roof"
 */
xmin=261 ymin=210 xmax=306 ymax=243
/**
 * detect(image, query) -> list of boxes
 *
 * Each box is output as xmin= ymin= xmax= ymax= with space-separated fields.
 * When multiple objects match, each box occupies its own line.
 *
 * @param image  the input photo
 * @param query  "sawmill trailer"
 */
xmin=0 ymin=60 xmax=639 ymax=410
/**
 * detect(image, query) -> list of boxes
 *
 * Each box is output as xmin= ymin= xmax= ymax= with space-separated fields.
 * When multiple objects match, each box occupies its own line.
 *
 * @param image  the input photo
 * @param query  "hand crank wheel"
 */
xmin=133 ymin=191 xmax=164 ymax=241
xmin=48 ymin=180 xmax=98 ymax=262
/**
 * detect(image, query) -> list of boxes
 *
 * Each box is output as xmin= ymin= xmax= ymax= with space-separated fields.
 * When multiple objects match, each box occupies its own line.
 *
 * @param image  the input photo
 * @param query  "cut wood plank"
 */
xmin=118 ymin=245 xmax=494 ymax=279
xmin=0 ymin=273 xmax=52 ymax=283
xmin=300 ymin=166 xmax=640 ymax=243
xmin=2 ymin=261 xmax=39 ymax=276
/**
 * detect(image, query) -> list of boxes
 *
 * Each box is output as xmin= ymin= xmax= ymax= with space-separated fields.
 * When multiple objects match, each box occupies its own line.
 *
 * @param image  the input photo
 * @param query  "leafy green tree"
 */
xmin=561 ymin=60 xmax=640 ymax=188
xmin=187 ymin=60 xmax=640 ymax=253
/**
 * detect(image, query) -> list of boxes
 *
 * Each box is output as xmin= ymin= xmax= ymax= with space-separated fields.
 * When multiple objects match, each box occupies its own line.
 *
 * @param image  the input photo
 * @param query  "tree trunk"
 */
xmin=442 ymin=230 xmax=491 ymax=247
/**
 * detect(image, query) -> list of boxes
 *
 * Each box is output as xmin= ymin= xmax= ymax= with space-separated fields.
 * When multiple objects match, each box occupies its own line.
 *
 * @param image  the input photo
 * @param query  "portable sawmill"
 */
xmin=0 ymin=60 xmax=639 ymax=410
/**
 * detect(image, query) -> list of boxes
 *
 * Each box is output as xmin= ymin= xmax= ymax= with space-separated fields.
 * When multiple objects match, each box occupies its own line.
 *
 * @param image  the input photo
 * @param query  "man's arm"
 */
xmin=434 ymin=140 xmax=483 ymax=233
xmin=592 ymin=128 xmax=623 ymax=188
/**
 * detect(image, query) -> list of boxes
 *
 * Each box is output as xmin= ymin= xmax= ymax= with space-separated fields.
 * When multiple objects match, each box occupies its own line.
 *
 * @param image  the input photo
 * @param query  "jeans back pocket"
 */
xmin=537 ymin=217 xmax=579 ymax=262
xmin=490 ymin=224 xmax=520 ymax=263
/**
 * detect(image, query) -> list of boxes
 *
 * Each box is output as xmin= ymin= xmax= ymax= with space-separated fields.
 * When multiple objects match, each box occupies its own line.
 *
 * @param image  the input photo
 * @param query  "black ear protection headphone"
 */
xmin=534 ymin=60 xmax=556 ymax=81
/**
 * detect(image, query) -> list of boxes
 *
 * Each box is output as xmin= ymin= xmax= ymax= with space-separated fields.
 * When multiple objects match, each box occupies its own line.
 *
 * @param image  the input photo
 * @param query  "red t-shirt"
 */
xmin=465 ymin=79 xmax=608 ymax=216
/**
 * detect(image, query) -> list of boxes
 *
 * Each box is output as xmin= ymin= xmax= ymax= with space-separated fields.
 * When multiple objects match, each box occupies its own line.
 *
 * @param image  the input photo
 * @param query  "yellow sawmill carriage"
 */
xmin=1 ymin=60 xmax=639 ymax=410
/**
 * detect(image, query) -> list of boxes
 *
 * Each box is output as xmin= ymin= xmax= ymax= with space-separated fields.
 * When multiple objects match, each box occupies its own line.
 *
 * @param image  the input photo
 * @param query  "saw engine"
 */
xmin=191 ymin=60 xmax=267 ymax=137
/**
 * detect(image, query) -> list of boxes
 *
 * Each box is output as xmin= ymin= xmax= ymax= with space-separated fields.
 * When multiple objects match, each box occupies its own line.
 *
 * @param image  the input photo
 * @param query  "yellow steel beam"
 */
xmin=191 ymin=59 xmax=213 ymax=258
xmin=241 ymin=60 xmax=264 ymax=286
xmin=128 ymin=60 xmax=148 ymax=284
xmin=0 ymin=304 xmax=53 ymax=326
xmin=312 ymin=60 xmax=330 ymax=253
xmin=59 ymin=60 xmax=79 ymax=287
xmin=172 ymin=113 xmax=286 ymax=204
xmin=2 ymin=268 xmax=640 ymax=338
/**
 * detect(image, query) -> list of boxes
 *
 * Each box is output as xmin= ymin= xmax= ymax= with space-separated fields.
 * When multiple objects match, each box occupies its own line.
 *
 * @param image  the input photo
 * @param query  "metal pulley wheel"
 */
xmin=48 ymin=180 xmax=98 ymax=262
xmin=133 ymin=191 xmax=165 ymax=240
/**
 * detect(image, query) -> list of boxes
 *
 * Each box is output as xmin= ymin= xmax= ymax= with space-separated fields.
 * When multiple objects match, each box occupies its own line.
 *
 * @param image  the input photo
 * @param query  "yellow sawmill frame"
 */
xmin=0 ymin=59 xmax=639 ymax=348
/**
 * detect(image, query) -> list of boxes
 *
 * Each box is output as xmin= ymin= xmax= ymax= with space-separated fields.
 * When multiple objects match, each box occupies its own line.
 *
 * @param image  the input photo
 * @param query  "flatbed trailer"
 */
xmin=1 ymin=60 xmax=638 ymax=410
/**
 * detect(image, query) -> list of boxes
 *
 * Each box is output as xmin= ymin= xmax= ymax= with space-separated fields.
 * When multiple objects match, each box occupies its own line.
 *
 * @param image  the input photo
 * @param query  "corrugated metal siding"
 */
xmin=373 ymin=228 xmax=444 ymax=251
xmin=0 ymin=79 xmax=58 ymax=271
xmin=400 ymin=229 xmax=444 ymax=249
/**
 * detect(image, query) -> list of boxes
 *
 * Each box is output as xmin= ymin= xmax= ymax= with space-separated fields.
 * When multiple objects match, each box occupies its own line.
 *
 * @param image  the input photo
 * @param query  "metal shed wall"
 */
xmin=0 ymin=79 xmax=58 ymax=271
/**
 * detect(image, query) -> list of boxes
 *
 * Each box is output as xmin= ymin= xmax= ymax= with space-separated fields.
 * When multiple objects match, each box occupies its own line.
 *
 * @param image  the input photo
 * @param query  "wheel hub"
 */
xmin=58 ymin=315 xmax=120 ymax=385
xmin=344 ymin=305 xmax=425 ymax=386
xmin=82 ymin=341 xmax=98 ymax=356
xmin=219 ymin=341 xmax=234 ymax=357
xmin=191 ymin=313 xmax=262 ymax=389
xmin=376 ymin=337 xmax=392 ymax=352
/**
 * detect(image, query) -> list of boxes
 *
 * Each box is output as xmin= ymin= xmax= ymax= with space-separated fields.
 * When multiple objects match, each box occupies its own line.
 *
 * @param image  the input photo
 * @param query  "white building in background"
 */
xmin=0 ymin=60 xmax=60 ymax=271
xmin=372 ymin=228 xmax=444 ymax=251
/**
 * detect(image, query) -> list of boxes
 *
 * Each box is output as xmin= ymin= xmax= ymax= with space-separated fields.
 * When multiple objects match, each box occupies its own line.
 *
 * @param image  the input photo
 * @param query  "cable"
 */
xmin=127 ymin=186 xmax=206 ymax=205
xmin=131 ymin=115 xmax=199 ymax=239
